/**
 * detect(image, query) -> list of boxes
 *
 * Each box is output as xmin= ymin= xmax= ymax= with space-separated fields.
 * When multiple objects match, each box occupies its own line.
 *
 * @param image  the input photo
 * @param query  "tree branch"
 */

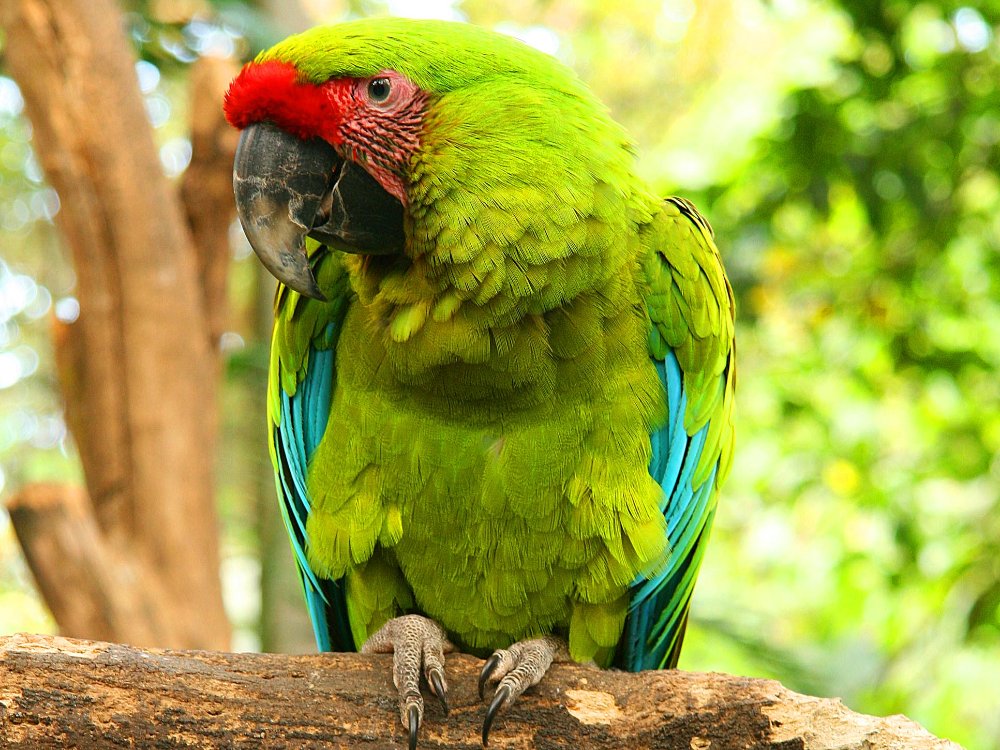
xmin=0 ymin=634 xmax=961 ymax=749
xmin=5 ymin=486 xmax=175 ymax=646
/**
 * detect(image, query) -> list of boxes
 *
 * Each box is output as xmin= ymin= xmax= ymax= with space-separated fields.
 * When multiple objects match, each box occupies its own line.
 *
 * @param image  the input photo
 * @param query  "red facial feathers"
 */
xmin=224 ymin=61 xmax=427 ymax=204
xmin=224 ymin=60 xmax=348 ymax=144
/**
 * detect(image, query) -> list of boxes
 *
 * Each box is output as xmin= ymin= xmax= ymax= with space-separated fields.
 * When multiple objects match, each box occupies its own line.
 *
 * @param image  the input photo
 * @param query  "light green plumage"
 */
xmin=265 ymin=19 xmax=735 ymax=664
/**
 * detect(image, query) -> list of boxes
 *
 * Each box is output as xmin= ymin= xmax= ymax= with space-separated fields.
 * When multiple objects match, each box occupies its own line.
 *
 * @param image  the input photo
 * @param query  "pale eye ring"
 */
xmin=367 ymin=77 xmax=392 ymax=103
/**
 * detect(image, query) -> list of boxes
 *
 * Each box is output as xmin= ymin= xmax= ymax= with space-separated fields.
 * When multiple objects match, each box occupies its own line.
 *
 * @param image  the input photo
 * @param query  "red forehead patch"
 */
xmin=223 ymin=60 xmax=344 ymax=143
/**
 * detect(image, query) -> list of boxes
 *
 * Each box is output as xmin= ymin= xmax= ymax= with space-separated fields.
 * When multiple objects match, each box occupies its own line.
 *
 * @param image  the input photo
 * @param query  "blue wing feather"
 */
xmin=617 ymin=352 xmax=721 ymax=671
xmin=616 ymin=196 xmax=734 ymax=672
xmin=271 ymin=288 xmax=354 ymax=653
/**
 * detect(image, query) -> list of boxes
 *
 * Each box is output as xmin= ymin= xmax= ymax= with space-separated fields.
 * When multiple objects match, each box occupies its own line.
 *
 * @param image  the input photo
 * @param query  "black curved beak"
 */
xmin=233 ymin=121 xmax=405 ymax=300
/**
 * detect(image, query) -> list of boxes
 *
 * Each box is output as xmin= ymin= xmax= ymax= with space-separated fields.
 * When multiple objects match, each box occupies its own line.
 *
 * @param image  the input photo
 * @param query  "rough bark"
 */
xmin=0 ymin=0 xmax=234 ymax=649
xmin=0 ymin=634 xmax=963 ymax=750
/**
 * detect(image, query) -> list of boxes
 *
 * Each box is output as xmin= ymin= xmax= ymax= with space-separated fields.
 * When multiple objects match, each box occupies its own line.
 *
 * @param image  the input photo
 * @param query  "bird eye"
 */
xmin=367 ymin=77 xmax=392 ymax=103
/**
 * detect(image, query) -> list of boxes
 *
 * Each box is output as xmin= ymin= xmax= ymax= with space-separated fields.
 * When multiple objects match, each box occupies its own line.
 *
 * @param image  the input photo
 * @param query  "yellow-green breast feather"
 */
xmin=253 ymin=18 xmax=735 ymax=670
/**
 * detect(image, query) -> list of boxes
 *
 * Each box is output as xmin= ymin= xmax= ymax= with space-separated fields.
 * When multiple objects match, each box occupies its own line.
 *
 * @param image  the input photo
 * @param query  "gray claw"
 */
xmin=482 ymin=684 xmax=510 ymax=747
xmin=476 ymin=636 xmax=569 ymax=746
xmin=478 ymin=652 xmax=501 ymax=700
xmin=428 ymin=668 xmax=449 ymax=715
xmin=407 ymin=704 xmax=419 ymax=750
xmin=362 ymin=615 xmax=454 ymax=748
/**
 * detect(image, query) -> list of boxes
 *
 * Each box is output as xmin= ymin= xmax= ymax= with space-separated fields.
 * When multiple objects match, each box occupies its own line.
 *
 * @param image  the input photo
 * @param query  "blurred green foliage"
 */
xmin=1 ymin=0 xmax=998 ymax=747
xmin=685 ymin=4 xmax=1000 ymax=748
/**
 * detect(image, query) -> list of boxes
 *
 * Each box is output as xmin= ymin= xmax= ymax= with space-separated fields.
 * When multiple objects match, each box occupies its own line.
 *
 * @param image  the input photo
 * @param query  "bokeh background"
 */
xmin=1 ymin=1 xmax=998 ymax=747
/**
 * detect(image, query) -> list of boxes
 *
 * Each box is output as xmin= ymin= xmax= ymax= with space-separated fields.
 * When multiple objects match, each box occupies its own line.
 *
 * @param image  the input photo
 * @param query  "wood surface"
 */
xmin=0 ymin=634 xmax=963 ymax=749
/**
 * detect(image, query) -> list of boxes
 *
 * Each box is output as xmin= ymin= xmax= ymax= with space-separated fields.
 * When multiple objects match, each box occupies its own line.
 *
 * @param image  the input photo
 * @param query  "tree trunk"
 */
xmin=0 ymin=634 xmax=962 ymax=750
xmin=0 ymin=0 xmax=237 ymax=649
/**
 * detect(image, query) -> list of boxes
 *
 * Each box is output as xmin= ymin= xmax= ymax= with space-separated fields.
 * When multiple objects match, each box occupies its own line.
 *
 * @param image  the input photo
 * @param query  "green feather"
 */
xmin=257 ymin=19 xmax=735 ymax=665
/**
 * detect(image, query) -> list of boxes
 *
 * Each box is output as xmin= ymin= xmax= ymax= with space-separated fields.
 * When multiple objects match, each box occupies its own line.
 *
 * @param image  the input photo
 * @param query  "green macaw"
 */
xmin=225 ymin=17 xmax=735 ymax=748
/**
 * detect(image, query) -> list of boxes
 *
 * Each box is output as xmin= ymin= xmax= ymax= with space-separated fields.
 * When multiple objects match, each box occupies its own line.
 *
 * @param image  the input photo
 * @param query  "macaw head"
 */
xmin=225 ymin=18 xmax=631 ymax=303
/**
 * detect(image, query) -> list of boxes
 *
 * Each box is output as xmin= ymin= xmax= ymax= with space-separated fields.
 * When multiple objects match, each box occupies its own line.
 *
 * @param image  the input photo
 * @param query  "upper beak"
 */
xmin=233 ymin=122 xmax=405 ymax=300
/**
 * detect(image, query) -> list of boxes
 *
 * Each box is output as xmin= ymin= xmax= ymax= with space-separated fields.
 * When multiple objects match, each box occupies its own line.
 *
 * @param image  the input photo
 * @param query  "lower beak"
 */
xmin=233 ymin=122 xmax=405 ymax=300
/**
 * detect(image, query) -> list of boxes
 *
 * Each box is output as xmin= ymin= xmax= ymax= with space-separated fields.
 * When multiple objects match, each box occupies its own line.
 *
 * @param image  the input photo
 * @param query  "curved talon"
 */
xmin=478 ymin=653 xmax=501 ymax=700
xmin=428 ymin=668 xmax=449 ymax=715
xmin=407 ymin=704 xmax=419 ymax=750
xmin=362 ymin=615 xmax=453 ymax=748
xmin=482 ymin=684 xmax=510 ymax=747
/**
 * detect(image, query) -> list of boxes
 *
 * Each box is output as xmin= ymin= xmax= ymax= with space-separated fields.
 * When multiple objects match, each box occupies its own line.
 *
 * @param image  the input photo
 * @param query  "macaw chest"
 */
xmin=306 ymin=381 xmax=668 ymax=651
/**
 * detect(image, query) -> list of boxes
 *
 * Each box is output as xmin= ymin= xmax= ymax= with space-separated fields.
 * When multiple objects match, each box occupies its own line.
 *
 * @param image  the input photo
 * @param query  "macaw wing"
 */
xmin=616 ymin=197 xmax=736 ymax=671
xmin=267 ymin=248 xmax=354 ymax=651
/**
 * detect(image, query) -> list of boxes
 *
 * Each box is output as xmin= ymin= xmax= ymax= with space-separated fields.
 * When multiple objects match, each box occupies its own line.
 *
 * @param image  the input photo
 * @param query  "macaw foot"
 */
xmin=361 ymin=614 xmax=454 ymax=750
xmin=477 ymin=635 xmax=570 ymax=746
